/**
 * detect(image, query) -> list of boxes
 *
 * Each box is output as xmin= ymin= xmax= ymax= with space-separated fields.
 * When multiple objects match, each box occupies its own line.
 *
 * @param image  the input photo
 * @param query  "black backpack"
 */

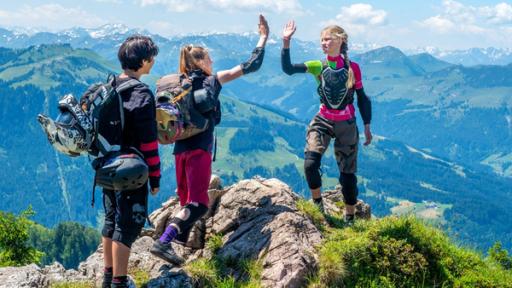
xmin=81 ymin=75 xmax=141 ymax=156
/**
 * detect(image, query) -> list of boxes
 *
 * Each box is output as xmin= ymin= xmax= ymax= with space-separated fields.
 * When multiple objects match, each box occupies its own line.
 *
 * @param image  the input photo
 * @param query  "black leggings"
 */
xmin=304 ymin=153 xmax=358 ymax=205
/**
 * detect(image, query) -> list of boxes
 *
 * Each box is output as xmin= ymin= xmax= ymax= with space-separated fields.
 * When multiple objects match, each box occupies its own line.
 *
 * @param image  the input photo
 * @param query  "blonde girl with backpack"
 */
xmin=281 ymin=21 xmax=372 ymax=223
xmin=151 ymin=14 xmax=269 ymax=265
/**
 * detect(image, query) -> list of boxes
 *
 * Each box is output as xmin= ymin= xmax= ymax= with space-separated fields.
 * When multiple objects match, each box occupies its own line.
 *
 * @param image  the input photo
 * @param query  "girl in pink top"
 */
xmin=281 ymin=21 xmax=372 ymax=222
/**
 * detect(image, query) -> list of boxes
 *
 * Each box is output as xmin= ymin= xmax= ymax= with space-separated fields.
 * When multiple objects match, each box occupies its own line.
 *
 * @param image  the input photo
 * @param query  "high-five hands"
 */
xmin=258 ymin=14 xmax=269 ymax=38
xmin=283 ymin=20 xmax=297 ymax=40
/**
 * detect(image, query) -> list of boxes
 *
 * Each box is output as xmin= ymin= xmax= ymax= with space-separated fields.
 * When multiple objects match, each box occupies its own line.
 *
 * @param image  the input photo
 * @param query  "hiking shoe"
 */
xmin=344 ymin=214 xmax=355 ymax=226
xmin=110 ymin=275 xmax=136 ymax=288
xmin=313 ymin=198 xmax=325 ymax=214
xmin=101 ymin=274 xmax=112 ymax=288
xmin=150 ymin=239 xmax=185 ymax=266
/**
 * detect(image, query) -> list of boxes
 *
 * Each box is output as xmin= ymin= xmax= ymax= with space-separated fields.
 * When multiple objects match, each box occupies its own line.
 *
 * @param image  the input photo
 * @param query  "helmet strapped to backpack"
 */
xmin=38 ymin=94 xmax=93 ymax=157
xmin=317 ymin=63 xmax=355 ymax=110
xmin=39 ymin=75 xmax=142 ymax=157
xmin=92 ymin=150 xmax=148 ymax=191
xmin=39 ymin=75 xmax=151 ymax=205
xmin=155 ymin=73 xmax=209 ymax=144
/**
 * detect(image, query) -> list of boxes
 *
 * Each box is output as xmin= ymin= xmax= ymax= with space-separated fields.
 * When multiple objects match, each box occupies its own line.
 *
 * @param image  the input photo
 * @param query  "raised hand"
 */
xmin=258 ymin=14 xmax=269 ymax=39
xmin=283 ymin=20 xmax=296 ymax=40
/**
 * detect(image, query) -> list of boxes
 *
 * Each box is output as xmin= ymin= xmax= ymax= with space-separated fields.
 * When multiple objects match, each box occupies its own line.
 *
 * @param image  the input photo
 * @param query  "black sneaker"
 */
xmin=150 ymin=239 xmax=185 ymax=266
xmin=344 ymin=214 xmax=355 ymax=226
xmin=101 ymin=274 xmax=112 ymax=288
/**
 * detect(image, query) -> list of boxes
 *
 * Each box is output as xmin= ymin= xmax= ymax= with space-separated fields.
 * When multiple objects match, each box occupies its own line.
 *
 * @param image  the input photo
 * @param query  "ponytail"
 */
xmin=340 ymin=41 xmax=355 ymax=89
xmin=179 ymin=45 xmax=210 ymax=76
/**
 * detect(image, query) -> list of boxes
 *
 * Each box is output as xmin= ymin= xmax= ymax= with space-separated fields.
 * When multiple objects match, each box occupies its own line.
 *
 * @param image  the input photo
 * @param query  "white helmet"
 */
xmin=38 ymin=94 xmax=93 ymax=157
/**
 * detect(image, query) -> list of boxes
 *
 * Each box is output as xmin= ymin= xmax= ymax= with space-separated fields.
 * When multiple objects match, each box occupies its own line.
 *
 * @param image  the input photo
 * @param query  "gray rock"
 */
xmin=0 ymin=264 xmax=48 ymax=288
xmin=209 ymin=174 xmax=222 ymax=190
xmin=323 ymin=188 xmax=372 ymax=219
xmin=0 ymin=177 xmax=371 ymax=288
xmin=211 ymin=178 xmax=321 ymax=288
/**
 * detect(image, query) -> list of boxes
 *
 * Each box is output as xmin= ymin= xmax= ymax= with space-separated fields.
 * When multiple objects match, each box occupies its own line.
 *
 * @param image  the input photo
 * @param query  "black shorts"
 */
xmin=102 ymin=185 xmax=148 ymax=248
xmin=305 ymin=114 xmax=359 ymax=173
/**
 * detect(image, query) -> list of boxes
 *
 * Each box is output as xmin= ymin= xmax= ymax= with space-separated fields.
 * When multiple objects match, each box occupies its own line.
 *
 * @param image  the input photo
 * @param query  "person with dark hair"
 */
xmin=101 ymin=35 xmax=160 ymax=288
xmin=281 ymin=21 xmax=372 ymax=223
xmin=150 ymin=15 xmax=269 ymax=265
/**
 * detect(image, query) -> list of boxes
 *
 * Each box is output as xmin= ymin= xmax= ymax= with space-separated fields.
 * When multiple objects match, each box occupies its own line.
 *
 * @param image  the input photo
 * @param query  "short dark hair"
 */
xmin=118 ymin=35 xmax=159 ymax=71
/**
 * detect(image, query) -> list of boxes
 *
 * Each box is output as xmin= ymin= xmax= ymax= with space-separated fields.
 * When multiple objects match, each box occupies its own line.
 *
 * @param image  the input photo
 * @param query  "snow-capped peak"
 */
xmin=86 ymin=24 xmax=140 ymax=39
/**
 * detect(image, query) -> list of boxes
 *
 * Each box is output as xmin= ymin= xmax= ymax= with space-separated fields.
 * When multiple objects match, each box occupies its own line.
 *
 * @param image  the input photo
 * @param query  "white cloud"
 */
xmin=146 ymin=20 xmax=175 ymax=36
xmin=139 ymin=0 xmax=302 ymax=14
xmin=481 ymin=2 xmax=512 ymax=24
xmin=0 ymin=4 xmax=106 ymax=31
xmin=337 ymin=4 xmax=387 ymax=26
xmin=421 ymin=15 xmax=455 ymax=33
xmin=322 ymin=4 xmax=388 ymax=34
xmin=95 ymin=0 xmax=122 ymax=3
xmin=420 ymin=0 xmax=512 ymax=34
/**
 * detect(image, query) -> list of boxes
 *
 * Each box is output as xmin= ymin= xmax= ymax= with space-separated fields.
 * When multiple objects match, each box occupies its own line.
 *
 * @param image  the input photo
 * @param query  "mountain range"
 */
xmin=2 ymin=24 xmax=512 ymax=66
xmin=0 ymin=26 xmax=511 ymax=252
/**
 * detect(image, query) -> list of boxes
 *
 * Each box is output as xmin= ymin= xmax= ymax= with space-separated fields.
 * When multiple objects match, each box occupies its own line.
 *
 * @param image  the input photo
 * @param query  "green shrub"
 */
xmin=130 ymin=268 xmax=151 ymax=288
xmin=315 ymin=215 xmax=512 ymax=287
xmin=488 ymin=241 xmax=512 ymax=270
xmin=0 ymin=207 xmax=43 ymax=267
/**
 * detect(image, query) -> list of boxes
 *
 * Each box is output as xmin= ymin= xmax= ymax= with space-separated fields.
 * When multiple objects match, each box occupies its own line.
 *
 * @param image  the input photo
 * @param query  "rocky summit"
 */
xmin=0 ymin=176 xmax=371 ymax=288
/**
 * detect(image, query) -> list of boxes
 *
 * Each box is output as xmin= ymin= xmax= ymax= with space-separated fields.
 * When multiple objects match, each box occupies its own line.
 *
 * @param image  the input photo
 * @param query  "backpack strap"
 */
xmin=114 ymin=78 xmax=143 ymax=131
xmin=172 ymin=75 xmax=192 ymax=104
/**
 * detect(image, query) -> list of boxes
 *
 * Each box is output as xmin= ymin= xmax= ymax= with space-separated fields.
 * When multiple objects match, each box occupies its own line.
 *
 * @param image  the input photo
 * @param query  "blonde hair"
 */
xmin=321 ymin=25 xmax=355 ymax=89
xmin=179 ymin=45 xmax=210 ymax=76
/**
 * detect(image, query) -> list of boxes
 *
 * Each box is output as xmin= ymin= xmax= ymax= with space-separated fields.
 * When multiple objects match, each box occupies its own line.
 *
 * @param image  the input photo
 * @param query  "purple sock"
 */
xmin=159 ymin=224 xmax=179 ymax=244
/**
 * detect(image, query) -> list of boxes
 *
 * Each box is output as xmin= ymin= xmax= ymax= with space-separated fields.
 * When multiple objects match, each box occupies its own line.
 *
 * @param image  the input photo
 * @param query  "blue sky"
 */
xmin=0 ymin=0 xmax=511 ymax=50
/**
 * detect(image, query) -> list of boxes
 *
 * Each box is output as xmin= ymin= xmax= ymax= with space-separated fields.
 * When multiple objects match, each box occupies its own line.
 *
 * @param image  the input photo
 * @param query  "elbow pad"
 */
xmin=241 ymin=47 xmax=265 ymax=75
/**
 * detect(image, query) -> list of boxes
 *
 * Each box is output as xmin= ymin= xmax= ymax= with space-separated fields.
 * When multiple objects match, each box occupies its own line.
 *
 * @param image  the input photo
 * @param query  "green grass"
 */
xmin=130 ymin=268 xmax=151 ymax=288
xmin=50 ymin=282 xmax=94 ymax=288
xmin=184 ymin=256 xmax=264 ymax=288
xmin=206 ymin=234 xmax=224 ymax=254
xmin=309 ymin=215 xmax=512 ymax=288
xmin=185 ymin=229 xmax=264 ymax=288
xmin=296 ymin=199 xmax=325 ymax=230
xmin=185 ymin=258 xmax=218 ymax=287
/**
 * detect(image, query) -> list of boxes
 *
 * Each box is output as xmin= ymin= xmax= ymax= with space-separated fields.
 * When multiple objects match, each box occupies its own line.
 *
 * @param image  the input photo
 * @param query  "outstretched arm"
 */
xmin=218 ymin=14 xmax=269 ymax=84
xmin=281 ymin=20 xmax=307 ymax=75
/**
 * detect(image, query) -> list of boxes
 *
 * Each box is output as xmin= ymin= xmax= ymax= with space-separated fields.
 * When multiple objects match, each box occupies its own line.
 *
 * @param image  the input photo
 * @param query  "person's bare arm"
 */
xmin=218 ymin=14 xmax=269 ymax=84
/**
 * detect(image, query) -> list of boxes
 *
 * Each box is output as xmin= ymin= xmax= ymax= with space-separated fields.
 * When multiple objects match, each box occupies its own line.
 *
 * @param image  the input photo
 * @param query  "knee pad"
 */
xmin=101 ymin=221 xmax=115 ymax=239
xmin=340 ymin=173 xmax=358 ymax=205
xmin=304 ymin=151 xmax=323 ymax=189
xmin=112 ymin=230 xmax=140 ymax=248
xmin=170 ymin=202 xmax=208 ymax=235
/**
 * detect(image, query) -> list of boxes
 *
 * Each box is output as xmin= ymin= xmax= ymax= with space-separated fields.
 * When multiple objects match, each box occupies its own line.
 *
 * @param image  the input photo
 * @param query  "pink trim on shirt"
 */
xmin=145 ymin=156 xmax=160 ymax=166
xmin=140 ymin=141 xmax=158 ymax=151
xmin=149 ymin=170 xmax=161 ymax=177
xmin=325 ymin=55 xmax=363 ymax=90
xmin=319 ymin=104 xmax=356 ymax=121
xmin=327 ymin=54 xmax=344 ymax=68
